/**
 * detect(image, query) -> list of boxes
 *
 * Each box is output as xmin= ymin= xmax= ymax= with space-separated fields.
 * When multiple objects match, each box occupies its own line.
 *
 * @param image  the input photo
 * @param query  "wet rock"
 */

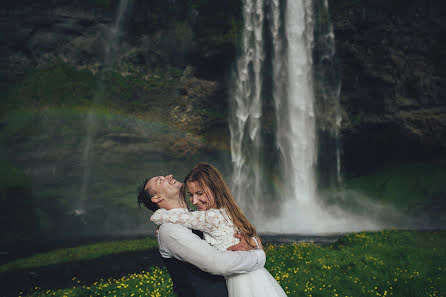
xmin=169 ymin=65 xmax=219 ymax=134
xmin=329 ymin=0 xmax=446 ymax=172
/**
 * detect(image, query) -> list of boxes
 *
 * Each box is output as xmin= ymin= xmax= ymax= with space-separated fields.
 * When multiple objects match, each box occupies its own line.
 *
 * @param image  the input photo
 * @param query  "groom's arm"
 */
xmin=158 ymin=223 xmax=265 ymax=276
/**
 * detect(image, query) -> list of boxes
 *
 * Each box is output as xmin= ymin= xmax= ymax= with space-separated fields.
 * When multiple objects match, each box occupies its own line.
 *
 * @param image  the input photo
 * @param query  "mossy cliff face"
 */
xmin=329 ymin=0 xmax=446 ymax=173
xmin=2 ymin=0 xmax=445 ymax=172
xmin=0 ymin=0 xmax=241 ymax=241
xmin=1 ymin=0 xmax=239 ymax=141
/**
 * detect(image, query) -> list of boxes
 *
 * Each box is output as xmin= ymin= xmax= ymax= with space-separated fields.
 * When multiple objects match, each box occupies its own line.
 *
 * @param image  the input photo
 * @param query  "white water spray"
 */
xmin=229 ymin=0 xmax=265 ymax=219
xmin=77 ymin=0 xmax=130 ymax=213
xmin=230 ymin=0 xmax=384 ymax=233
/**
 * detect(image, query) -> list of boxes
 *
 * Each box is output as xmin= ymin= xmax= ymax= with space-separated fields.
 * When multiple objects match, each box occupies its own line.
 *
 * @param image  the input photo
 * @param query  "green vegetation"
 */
xmin=0 ymin=237 xmax=158 ymax=273
xmin=18 ymin=230 xmax=446 ymax=297
xmin=209 ymin=17 xmax=241 ymax=47
xmin=2 ymin=63 xmax=96 ymax=111
xmin=344 ymin=164 xmax=446 ymax=220
xmin=0 ymin=160 xmax=29 ymax=190
xmin=265 ymin=230 xmax=445 ymax=297
xmin=1 ymin=62 xmax=183 ymax=115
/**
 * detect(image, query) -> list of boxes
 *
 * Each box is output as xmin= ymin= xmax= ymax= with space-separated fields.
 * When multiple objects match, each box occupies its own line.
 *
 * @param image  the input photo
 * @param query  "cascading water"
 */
xmin=230 ymin=0 xmax=382 ymax=233
xmin=229 ymin=0 xmax=265 ymax=219
xmin=270 ymin=0 xmax=320 ymax=231
xmin=77 ymin=0 xmax=130 ymax=213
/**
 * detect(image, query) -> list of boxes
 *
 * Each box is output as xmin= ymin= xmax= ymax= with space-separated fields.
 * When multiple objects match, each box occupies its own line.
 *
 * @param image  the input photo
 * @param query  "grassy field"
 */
xmin=11 ymin=230 xmax=446 ymax=297
xmin=344 ymin=164 xmax=446 ymax=220
xmin=0 ymin=238 xmax=159 ymax=273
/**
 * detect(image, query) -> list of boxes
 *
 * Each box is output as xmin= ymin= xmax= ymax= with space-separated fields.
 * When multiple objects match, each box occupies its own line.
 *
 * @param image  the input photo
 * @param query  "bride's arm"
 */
xmin=150 ymin=209 xmax=226 ymax=233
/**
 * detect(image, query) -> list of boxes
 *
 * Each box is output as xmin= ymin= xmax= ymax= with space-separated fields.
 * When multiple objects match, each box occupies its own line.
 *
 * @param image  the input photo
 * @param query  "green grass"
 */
xmin=265 ymin=230 xmax=445 ymax=297
xmin=0 ymin=238 xmax=158 ymax=273
xmin=18 ymin=230 xmax=446 ymax=297
xmin=344 ymin=164 xmax=446 ymax=218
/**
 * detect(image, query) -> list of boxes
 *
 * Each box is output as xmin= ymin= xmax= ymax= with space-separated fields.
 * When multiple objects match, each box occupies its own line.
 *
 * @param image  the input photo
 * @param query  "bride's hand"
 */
xmin=227 ymin=234 xmax=263 ymax=251
xmin=252 ymin=236 xmax=263 ymax=250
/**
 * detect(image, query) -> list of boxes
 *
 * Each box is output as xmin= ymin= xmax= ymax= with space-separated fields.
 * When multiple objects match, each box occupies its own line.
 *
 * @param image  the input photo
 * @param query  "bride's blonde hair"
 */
xmin=181 ymin=162 xmax=257 ymax=238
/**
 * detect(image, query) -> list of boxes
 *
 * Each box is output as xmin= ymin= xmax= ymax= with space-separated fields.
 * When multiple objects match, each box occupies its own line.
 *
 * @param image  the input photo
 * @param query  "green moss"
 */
xmin=205 ymin=17 xmax=241 ymax=47
xmin=2 ymin=62 xmax=183 ymax=114
xmin=2 ymin=63 xmax=97 ymax=112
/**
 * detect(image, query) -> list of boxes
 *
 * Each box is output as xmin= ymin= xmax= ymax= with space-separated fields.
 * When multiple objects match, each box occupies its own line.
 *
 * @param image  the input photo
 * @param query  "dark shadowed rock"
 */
xmin=329 ymin=0 xmax=446 ymax=173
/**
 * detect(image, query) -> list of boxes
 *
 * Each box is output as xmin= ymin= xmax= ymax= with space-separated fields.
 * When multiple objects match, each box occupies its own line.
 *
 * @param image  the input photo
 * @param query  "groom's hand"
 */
xmin=227 ymin=234 xmax=263 ymax=251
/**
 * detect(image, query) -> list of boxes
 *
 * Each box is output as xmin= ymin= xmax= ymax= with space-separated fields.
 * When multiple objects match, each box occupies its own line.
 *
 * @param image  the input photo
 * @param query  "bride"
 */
xmin=151 ymin=162 xmax=287 ymax=297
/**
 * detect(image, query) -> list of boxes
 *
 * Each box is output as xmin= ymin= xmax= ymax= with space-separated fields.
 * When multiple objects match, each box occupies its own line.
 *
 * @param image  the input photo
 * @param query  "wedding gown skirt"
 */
xmin=227 ymin=267 xmax=287 ymax=297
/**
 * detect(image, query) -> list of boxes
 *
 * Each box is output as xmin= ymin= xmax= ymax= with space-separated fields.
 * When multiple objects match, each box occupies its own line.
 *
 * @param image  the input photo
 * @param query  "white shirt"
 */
xmin=157 ymin=209 xmax=266 ymax=277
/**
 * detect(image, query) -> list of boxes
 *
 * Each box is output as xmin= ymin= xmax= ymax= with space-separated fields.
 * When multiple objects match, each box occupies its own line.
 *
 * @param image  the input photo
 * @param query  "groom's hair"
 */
xmin=137 ymin=178 xmax=159 ymax=212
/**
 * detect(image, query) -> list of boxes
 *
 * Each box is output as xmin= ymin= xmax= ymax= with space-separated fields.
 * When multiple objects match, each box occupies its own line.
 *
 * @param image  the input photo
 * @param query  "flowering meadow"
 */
xmin=19 ymin=230 xmax=445 ymax=297
xmin=264 ymin=230 xmax=445 ymax=297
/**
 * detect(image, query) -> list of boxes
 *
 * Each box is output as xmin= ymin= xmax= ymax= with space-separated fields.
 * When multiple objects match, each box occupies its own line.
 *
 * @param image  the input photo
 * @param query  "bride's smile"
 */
xmin=187 ymin=181 xmax=216 ymax=211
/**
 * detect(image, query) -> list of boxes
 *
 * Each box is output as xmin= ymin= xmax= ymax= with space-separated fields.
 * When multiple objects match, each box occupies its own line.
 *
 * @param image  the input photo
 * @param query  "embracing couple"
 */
xmin=138 ymin=162 xmax=287 ymax=297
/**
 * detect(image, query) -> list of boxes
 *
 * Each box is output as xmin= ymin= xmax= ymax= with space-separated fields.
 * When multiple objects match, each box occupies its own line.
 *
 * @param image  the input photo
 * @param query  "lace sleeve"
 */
xmin=150 ymin=209 xmax=227 ymax=234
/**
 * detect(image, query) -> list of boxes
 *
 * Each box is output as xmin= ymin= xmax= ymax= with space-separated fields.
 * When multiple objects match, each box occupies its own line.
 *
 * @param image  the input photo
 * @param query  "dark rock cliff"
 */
xmin=1 ymin=0 xmax=445 ymax=173
xmin=329 ymin=0 xmax=446 ymax=173
xmin=1 ymin=0 xmax=239 ymax=145
xmin=1 ymin=0 xmax=240 ymax=78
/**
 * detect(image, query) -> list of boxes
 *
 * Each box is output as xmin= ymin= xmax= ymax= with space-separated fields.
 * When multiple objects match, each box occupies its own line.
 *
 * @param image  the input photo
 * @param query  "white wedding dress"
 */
xmin=151 ymin=208 xmax=287 ymax=297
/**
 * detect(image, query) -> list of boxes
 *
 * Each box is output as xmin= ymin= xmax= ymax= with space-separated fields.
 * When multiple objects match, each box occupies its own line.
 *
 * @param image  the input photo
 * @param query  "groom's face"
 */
xmin=146 ymin=174 xmax=182 ymax=199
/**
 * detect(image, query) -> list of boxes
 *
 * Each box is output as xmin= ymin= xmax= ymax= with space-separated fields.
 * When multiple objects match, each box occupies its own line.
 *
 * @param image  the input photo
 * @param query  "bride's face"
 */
xmin=187 ymin=181 xmax=215 ymax=211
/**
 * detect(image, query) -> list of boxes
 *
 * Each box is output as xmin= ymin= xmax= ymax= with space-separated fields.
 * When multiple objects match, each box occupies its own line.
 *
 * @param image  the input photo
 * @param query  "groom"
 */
xmin=138 ymin=174 xmax=265 ymax=297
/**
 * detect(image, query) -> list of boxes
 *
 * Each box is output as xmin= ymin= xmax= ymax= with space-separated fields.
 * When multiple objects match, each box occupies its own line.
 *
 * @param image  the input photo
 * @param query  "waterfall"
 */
xmin=268 ymin=0 xmax=335 ymax=233
xmin=77 ymin=0 xmax=130 ymax=213
xmin=276 ymin=0 xmax=316 ymax=205
xmin=229 ymin=0 xmax=265 ymax=219
xmin=230 ymin=0 xmax=382 ymax=233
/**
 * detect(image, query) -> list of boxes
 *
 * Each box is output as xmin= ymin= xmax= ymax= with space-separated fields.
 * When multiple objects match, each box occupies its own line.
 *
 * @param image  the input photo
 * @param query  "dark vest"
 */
xmin=163 ymin=230 xmax=228 ymax=297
